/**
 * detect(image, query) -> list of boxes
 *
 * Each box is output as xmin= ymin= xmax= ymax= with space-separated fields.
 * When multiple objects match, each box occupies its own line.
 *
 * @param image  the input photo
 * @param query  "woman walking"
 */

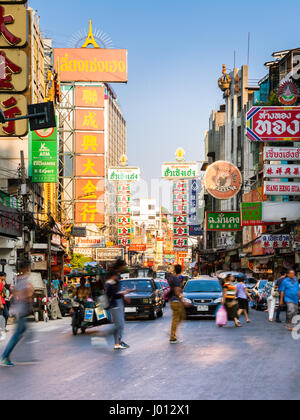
xmin=222 ymin=274 xmax=242 ymax=327
xmin=236 ymin=277 xmax=252 ymax=323
xmin=260 ymin=275 xmax=276 ymax=322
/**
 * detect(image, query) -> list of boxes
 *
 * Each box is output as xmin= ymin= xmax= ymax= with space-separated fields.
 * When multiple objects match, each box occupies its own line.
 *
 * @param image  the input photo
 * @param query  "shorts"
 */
xmin=238 ymin=298 xmax=248 ymax=310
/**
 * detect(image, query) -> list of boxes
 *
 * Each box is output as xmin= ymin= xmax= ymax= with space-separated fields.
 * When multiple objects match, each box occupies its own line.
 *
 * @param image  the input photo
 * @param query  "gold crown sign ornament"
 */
xmin=176 ymin=148 xmax=185 ymax=162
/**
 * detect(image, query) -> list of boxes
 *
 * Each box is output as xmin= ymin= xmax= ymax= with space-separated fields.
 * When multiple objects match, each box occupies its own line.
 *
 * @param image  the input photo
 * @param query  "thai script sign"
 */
xmin=247 ymin=106 xmax=300 ymax=142
xmin=53 ymin=49 xmax=128 ymax=83
xmin=204 ymin=161 xmax=242 ymax=200
xmin=264 ymin=147 xmax=300 ymax=161
xmin=75 ymin=236 xmax=105 ymax=248
xmin=206 ymin=212 xmax=241 ymax=231
xmin=264 ymin=164 xmax=300 ymax=178
xmin=108 ymin=167 xmax=140 ymax=182
xmin=96 ymin=248 xmax=125 ymax=262
xmin=262 ymin=234 xmax=290 ymax=249
xmin=162 ymin=163 xmax=198 ymax=180
xmin=265 ymin=182 xmax=300 ymax=196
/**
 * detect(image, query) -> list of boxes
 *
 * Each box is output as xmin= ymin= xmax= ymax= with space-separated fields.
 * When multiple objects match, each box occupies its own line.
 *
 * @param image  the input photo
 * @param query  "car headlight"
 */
xmin=214 ymin=298 xmax=222 ymax=304
xmin=143 ymin=299 xmax=149 ymax=304
xmin=183 ymin=298 xmax=192 ymax=304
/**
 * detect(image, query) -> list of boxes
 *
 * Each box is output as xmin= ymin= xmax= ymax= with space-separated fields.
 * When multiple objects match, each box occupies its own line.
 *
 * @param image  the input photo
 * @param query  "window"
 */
xmin=238 ymin=96 xmax=242 ymax=113
xmin=148 ymin=205 xmax=155 ymax=211
xmin=237 ymin=126 xmax=242 ymax=150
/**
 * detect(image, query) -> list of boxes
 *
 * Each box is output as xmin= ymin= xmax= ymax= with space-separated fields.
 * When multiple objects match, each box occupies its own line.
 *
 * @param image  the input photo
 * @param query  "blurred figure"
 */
xmin=236 ymin=277 xmax=252 ymax=323
xmin=93 ymin=259 xmax=134 ymax=350
xmin=222 ymin=274 xmax=242 ymax=328
xmin=280 ymin=270 xmax=300 ymax=331
xmin=260 ymin=275 xmax=276 ymax=322
xmin=169 ymin=265 xmax=189 ymax=344
xmin=0 ymin=273 xmax=7 ymax=340
xmin=275 ymin=271 xmax=286 ymax=323
xmin=0 ymin=262 xmax=33 ymax=367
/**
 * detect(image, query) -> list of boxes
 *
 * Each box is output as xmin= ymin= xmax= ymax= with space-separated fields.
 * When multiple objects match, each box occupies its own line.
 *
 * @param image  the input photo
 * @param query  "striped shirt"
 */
xmin=223 ymin=282 xmax=237 ymax=300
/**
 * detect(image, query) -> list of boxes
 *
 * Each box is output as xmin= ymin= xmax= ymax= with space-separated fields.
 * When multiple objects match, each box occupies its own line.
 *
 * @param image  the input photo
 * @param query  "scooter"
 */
xmin=71 ymin=298 xmax=110 ymax=336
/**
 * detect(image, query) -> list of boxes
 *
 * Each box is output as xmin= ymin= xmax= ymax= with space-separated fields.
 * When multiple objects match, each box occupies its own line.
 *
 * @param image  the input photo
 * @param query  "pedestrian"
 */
xmin=169 ymin=265 xmax=190 ymax=344
xmin=0 ymin=274 xmax=7 ymax=340
xmin=260 ymin=275 xmax=276 ymax=322
xmin=275 ymin=272 xmax=286 ymax=324
xmin=279 ymin=270 xmax=300 ymax=332
xmin=222 ymin=274 xmax=242 ymax=327
xmin=93 ymin=259 xmax=134 ymax=351
xmin=0 ymin=262 xmax=33 ymax=367
xmin=236 ymin=277 xmax=252 ymax=323
xmin=2 ymin=273 xmax=11 ymax=331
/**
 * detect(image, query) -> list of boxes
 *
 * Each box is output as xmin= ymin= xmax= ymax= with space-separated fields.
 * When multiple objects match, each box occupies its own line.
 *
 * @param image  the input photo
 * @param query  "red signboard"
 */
xmin=247 ymin=106 xmax=300 ymax=142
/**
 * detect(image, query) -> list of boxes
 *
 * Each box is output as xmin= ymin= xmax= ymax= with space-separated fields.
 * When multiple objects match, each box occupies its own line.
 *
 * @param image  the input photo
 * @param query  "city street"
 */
xmin=0 ymin=308 xmax=299 ymax=401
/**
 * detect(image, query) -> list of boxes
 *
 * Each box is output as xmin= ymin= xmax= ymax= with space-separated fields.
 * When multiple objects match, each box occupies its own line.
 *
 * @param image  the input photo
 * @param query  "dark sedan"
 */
xmin=120 ymin=278 xmax=164 ymax=320
xmin=183 ymin=278 xmax=223 ymax=318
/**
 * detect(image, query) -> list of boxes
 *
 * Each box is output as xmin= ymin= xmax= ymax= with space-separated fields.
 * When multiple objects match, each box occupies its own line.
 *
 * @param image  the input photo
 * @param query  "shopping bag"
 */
xmin=216 ymin=305 xmax=227 ymax=327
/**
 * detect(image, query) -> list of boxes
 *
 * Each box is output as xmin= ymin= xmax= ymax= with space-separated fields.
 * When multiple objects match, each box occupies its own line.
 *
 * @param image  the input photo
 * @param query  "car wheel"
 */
xmin=149 ymin=310 xmax=157 ymax=320
xmin=157 ymin=309 xmax=163 ymax=318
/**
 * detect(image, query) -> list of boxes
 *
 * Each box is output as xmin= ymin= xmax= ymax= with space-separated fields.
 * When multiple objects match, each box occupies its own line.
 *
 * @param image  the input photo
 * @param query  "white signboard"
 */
xmin=264 ymin=165 xmax=300 ymax=178
xmin=75 ymin=236 xmax=105 ymax=248
xmin=74 ymin=248 xmax=93 ymax=258
xmin=162 ymin=162 xmax=198 ymax=180
xmin=96 ymin=248 xmax=124 ymax=261
xmin=108 ymin=168 xmax=140 ymax=182
xmin=265 ymin=182 xmax=300 ymax=195
xmin=264 ymin=147 xmax=300 ymax=161
xmin=262 ymin=234 xmax=290 ymax=249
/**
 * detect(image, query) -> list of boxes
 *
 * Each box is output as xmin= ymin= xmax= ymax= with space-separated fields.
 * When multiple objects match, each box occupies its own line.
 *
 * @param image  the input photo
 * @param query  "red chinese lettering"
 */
xmin=0 ymin=51 xmax=21 ymax=90
xmin=2 ymin=96 xmax=21 ymax=135
xmin=0 ymin=6 xmax=21 ymax=46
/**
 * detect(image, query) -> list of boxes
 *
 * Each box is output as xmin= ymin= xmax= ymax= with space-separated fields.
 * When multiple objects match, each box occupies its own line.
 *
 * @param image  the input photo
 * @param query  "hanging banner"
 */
xmin=206 ymin=212 xmax=241 ymax=231
xmin=264 ymin=147 xmax=300 ymax=161
xmin=265 ymin=182 xmax=300 ymax=195
xmin=247 ymin=106 xmax=300 ymax=142
xmin=204 ymin=161 xmax=242 ymax=200
xmin=262 ymin=234 xmax=290 ymax=249
xmin=264 ymin=164 xmax=300 ymax=178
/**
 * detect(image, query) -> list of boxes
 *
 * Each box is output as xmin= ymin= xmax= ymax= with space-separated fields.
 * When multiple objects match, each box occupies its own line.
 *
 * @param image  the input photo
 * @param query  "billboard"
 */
xmin=204 ymin=161 xmax=242 ymax=200
xmin=53 ymin=49 xmax=128 ymax=83
xmin=75 ymin=86 xmax=104 ymax=108
xmin=75 ymin=156 xmax=104 ymax=177
xmin=75 ymin=132 xmax=104 ymax=154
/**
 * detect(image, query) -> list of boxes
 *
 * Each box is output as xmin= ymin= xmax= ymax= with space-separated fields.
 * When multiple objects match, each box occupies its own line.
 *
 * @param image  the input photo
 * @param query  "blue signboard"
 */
xmin=188 ymin=180 xmax=202 ymax=232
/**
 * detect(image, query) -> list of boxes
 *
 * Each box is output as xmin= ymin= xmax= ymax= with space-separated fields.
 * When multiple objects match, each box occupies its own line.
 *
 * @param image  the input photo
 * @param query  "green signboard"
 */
xmin=206 ymin=212 xmax=241 ymax=231
xmin=241 ymin=202 xmax=263 ymax=226
xmin=29 ymin=124 xmax=58 ymax=183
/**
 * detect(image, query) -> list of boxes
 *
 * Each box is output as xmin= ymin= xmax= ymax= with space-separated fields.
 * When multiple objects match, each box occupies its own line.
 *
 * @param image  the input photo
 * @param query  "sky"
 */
xmin=30 ymin=0 xmax=300 ymax=189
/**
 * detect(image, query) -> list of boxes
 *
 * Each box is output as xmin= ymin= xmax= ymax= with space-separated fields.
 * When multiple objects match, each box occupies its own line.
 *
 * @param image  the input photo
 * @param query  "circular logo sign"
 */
xmin=278 ymin=81 xmax=298 ymax=105
xmin=34 ymin=127 xmax=55 ymax=139
xmin=204 ymin=161 xmax=242 ymax=200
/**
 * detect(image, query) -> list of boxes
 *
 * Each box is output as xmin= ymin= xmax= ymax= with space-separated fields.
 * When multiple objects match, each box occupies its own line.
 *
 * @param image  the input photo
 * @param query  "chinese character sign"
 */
xmin=75 ymin=202 xmax=105 ymax=224
xmin=75 ymin=132 xmax=104 ymax=154
xmin=264 ymin=165 xmax=300 ymax=178
xmin=173 ymin=181 xmax=189 ymax=252
xmin=117 ymin=183 xmax=131 ymax=247
xmin=75 ymin=109 xmax=104 ymax=131
xmin=75 ymin=86 xmax=104 ymax=108
xmin=75 ymin=156 xmax=105 ymax=177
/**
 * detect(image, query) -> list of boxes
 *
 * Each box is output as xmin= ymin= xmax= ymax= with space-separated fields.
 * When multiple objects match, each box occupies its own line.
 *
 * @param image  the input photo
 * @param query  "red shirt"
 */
xmin=0 ymin=283 xmax=5 ymax=305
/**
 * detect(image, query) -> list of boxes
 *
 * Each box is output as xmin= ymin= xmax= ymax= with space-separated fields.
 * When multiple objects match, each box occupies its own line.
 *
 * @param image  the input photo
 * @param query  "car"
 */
xmin=183 ymin=278 xmax=223 ymax=318
xmin=120 ymin=278 xmax=164 ymax=320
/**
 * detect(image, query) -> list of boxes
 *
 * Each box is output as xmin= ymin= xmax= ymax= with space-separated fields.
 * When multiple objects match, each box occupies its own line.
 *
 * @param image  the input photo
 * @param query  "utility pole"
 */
xmin=20 ymin=150 xmax=31 ymax=272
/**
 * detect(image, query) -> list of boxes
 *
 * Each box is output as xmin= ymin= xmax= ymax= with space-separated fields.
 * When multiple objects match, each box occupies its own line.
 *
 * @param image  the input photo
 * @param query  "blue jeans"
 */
xmin=276 ymin=305 xmax=282 ymax=321
xmin=110 ymin=300 xmax=125 ymax=345
xmin=1 ymin=315 xmax=27 ymax=360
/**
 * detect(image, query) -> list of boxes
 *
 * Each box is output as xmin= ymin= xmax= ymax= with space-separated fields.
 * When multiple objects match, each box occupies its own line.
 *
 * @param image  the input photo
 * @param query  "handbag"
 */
xmin=216 ymin=305 xmax=228 ymax=326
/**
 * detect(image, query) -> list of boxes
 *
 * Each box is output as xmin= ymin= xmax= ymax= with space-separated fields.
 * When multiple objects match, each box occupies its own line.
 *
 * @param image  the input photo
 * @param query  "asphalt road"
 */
xmin=0 ymin=306 xmax=299 ymax=400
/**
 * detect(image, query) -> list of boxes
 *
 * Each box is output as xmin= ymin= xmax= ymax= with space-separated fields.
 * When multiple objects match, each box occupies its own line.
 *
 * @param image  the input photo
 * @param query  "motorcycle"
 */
xmin=71 ymin=298 xmax=110 ymax=336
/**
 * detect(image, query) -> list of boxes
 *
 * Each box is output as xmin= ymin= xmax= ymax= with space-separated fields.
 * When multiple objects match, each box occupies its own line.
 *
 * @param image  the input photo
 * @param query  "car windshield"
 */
xmin=184 ymin=280 xmax=222 ymax=293
xmin=120 ymin=280 xmax=154 ymax=292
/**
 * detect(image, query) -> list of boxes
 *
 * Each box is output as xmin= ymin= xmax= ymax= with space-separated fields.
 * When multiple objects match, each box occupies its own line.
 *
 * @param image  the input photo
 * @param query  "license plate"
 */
xmin=125 ymin=307 xmax=137 ymax=313
xmin=197 ymin=305 xmax=209 ymax=312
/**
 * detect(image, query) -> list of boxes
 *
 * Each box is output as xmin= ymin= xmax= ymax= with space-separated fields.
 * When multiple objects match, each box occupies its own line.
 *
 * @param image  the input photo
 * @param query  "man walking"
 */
xmin=169 ymin=265 xmax=188 ymax=344
xmin=0 ymin=262 xmax=33 ymax=367
xmin=279 ymin=270 xmax=300 ymax=332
